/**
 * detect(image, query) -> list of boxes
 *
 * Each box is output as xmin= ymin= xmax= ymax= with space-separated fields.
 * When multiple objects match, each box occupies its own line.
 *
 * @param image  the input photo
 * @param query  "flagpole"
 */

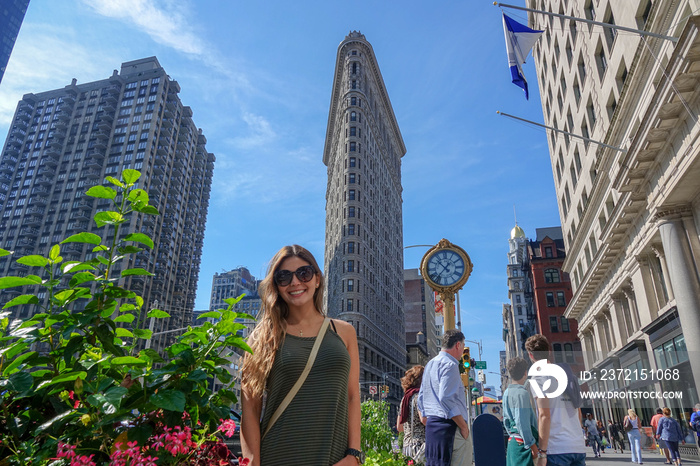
xmin=494 ymin=2 xmax=678 ymax=43
xmin=497 ymin=111 xmax=627 ymax=153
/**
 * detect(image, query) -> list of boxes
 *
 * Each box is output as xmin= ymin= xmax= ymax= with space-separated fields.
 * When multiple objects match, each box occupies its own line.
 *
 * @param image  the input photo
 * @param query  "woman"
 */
xmin=624 ymin=409 xmax=643 ymax=464
xmin=597 ymin=419 xmax=608 ymax=453
xmin=397 ymin=366 xmax=425 ymax=463
xmin=656 ymin=407 xmax=685 ymax=465
xmin=240 ymin=245 xmax=361 ymax=466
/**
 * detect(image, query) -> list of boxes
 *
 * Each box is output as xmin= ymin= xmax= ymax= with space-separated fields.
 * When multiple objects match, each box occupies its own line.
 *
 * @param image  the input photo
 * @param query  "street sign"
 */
xmin=475 ymin=360 xmax=487 ymax=369
xmin=369 ymin=385 xmax=377 ymax=395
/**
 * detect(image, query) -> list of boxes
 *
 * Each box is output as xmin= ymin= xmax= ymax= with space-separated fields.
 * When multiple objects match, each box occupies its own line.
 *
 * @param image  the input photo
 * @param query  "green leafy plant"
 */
xmin=0 ymin=169 xmax=252 ymax=465
xmin=361 ymin=399 xmax=417 ymax=465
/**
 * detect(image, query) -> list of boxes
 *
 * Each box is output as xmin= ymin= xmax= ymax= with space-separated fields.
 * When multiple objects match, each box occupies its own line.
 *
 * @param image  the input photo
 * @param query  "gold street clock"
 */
xmin=420 ymin=239 xmax=473 ymax=330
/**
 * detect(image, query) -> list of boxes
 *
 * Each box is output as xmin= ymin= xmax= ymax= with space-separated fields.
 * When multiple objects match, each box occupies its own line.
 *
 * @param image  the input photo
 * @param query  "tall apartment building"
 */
xmin=404 ymin=268 xmax=439 ymax=367
xmin=0 ymin=0 xmax=30 ymax=85
xmin=209 ymin=267 xmax=258 ymax=312
xmin=504 ymin=224 xmax=536 ymax=359
xmin=323 ymin=31 xmax=407 ymax=413
xmin=528 ymin=0 xmax=700 ymax=424
xmin=0 ymin=57 xmax=214 ymax=352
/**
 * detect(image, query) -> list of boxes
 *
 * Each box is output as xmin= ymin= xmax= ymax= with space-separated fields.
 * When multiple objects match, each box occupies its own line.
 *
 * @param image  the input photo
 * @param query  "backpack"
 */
xmin=556 ymin=362 xmax=583 ymax=409
xmin=692 ymin=415 xmax=700 ymax=433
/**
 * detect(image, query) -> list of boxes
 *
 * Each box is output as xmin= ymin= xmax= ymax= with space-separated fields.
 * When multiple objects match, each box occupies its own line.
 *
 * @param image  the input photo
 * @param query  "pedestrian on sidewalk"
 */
xmin=583 ymin=413 xmax=602 ymax=457
xmin=525 ymin=334 xmax=586 ymax=466
xmin=624 ymin=409 xmax=643 ymax=464
xmin=503 ymin=357 xmax=540 ymax=466
xmin=651 ymin=408 xmax=673 ymax=464
xmin=607 ymin=419 xmax=624 ymax=453
xmin=417 ymin=329 xmax=470 ymax=466
xmin=596 ymin=420 xmax=608 ymax=453
xmin=689 ymin=404 xmax=700 ymax=446
xmin=397 ymin=365 xmax=426 ymax=464
xmin=656 ymin=407 xmax=685 ymax=466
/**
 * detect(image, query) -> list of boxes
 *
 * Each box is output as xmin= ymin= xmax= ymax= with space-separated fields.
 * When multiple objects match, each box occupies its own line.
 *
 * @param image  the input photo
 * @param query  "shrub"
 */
xmin=0 ymin=170 xmax=251 ymax=465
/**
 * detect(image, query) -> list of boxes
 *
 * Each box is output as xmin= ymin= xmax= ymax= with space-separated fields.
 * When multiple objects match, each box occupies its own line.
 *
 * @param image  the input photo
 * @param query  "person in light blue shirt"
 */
xmin=417 ymin=329 xmax=470 ymax=466
xmin=656 ymin=407 xmax=685 ymax=465
xmin=503 ymin=357 xmax=539 ymax=466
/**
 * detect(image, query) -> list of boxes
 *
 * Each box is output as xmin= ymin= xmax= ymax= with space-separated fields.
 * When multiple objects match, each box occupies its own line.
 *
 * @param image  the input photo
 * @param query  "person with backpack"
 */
xmin=689 ymin=404 xmax=700 ymax=445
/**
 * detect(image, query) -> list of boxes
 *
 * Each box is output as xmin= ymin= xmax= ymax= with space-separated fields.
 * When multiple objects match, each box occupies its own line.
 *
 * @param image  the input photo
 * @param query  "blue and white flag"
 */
xmin=502 ymin=13 xmax=543 ymax=100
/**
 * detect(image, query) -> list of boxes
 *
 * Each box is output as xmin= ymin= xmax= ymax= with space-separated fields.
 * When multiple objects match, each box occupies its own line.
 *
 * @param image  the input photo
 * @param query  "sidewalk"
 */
xmin=583 ymin=448 xmax=700 ymax=465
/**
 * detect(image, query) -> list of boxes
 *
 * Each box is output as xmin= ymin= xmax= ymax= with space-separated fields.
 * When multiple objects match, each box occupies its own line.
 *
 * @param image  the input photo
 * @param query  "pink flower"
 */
xmin=70 ymin=454 xmax=96 ymax=466
xmin=57 ymin=442 xmax=77 ymax=459
xmin=408 ymin=461 xmax=414 ymax=466
xmin=218 ymin=419 xmax=237 ymax=438
xmin=238 ymin=458 xmax=250 ymax=466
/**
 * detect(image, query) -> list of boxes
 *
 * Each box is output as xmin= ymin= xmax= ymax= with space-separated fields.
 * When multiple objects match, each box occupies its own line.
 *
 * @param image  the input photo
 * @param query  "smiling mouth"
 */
xmin=289 ymin=290 xmax=305 ymax=296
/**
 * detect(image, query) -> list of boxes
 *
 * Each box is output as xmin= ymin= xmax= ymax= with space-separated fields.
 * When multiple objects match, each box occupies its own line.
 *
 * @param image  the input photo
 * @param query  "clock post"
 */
xmin=420 ymin=239 xmax=473 ymax=331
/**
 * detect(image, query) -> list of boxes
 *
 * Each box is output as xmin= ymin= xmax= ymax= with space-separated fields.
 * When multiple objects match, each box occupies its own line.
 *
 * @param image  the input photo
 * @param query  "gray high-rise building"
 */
xmin=0 ymin=0 xmax=30 ymax=85
xmin=0 ymin=57 xmax=214 ymax=352
xmin=323 ymin=31 xmax=407 ymax=413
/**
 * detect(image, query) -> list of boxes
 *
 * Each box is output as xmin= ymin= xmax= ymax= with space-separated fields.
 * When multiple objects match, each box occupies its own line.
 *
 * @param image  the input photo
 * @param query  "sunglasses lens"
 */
xmin=297 ymin=266 xmax=314 ymax=282
xmin=275 ymin=270 xmax=293 ymax=286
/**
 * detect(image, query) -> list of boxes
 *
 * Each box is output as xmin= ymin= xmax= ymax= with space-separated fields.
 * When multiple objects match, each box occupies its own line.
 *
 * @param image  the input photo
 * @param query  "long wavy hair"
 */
xmin=241 ymin=245 xmax=325 ymax=399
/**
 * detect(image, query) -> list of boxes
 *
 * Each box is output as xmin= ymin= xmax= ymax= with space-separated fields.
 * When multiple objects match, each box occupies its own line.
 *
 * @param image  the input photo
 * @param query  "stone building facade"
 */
xmin=0 ymin=57 xmax=214 ymax=352
xmin=323 ymin=31 xmax=407 ymax=414
xmin=504 ymin=224 xmax=536 ymax=360
xmin=404 ymin=268 xmax=439 ymax=367
xmin=528 ymin=0 xmax=700 ymax=434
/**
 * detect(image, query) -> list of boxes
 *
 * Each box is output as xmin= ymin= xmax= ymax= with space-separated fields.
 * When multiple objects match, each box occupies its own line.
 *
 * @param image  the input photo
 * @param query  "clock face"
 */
xmin=426 ymin=249 xmax=466 ymax=287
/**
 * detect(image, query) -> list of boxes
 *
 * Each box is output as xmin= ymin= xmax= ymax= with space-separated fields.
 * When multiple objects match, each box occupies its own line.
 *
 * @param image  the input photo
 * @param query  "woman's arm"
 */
xmin=241 ymin=385 xmax=263 ymax=466
xmin=333 ymin=319 xmax=362 ymax=466
xmin=396 ymin=413 xmax=404 ymax=432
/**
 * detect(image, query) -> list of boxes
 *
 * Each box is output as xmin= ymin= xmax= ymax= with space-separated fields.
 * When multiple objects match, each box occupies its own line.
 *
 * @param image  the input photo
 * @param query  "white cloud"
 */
xmin=228 ymin=112 xmax=277 ymax=150
xmin=0 ymin=24 xmax=116 ymax=127
xmin=82 ymin=0 xmax=206 ymax=57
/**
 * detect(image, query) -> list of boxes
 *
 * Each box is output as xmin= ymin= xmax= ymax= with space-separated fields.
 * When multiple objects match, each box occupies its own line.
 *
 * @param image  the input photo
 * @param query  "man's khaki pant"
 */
xmin=451 ymin=428 xmax=472 ymax=465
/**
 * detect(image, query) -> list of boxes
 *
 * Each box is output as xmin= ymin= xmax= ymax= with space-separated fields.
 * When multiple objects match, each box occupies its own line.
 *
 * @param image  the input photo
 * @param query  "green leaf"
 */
xmin=0 ymin=248 xmax=11 ymax=257
xmin=151 ymin=390 xmax=186 ymax=412
xmin=133 ymin=329 xmax=153 ymax=340
xmin=35 ymin=410 xmax=76 ymax=434
xmin=114 ymin=313 xmax=135 ymax=324
xmin=128 ymin=188 xmax=149 ymax=204
xmin=117 ymin=245 xmax=143 ymax=254
xmin=197 ymin=311 xmax=222 ymax=320
xmin=124 ymin=233 xmax=154 ymax=249
xmin=5 ymin=372 xmax=34 ymax=394
xmin=122 ymin=169 xmax=141 ymax=185
xmin=224 ymin=295 xmax=245 ymax=307
xmin=147 ymin=309 xmax=170 ymax=319
xmin=94 ymin=211 xmax=124 ymax=228
xmin=2 ymin=351 xmax=37 ymax=376
xmin=138 ymin=348 xmax=164 ymax=363
xmin=135 ymin=296 xmax=144 ymax=309
xmin=53 ymin=289 xmax=77 ymax=304
xmin=0 ymin=276 xmax=41 ymax=289
xmin=62 ymin=232 xmax=102 ymax=245
xmin=105 ymin=176 xmax=124 ymax=188
xmin=121 ymin=268 xmax=154 ymax=277
xmin=111 ymin=356 xmax=146 ymax=366
xmin=115 ymin=328 xmax=134 ymax=338
xmin=85 ymin=185 xmax=117 ymax=200
xmin=139 ymin=205 xmax=160 ymax=216
xmin=2 ymin=294 xmax=39 ymax=309
xmin=47 ymin=371 xmax=87 ymax=386
xmin=127 ymin=424 xmax=153 ymax=444
xmin=49 ymin=245 xmax=60 ymax=261
xmin=16 ymin=255 xmax=48 ymax=267
xmin=92 ymin=245 xmax=109 ymax=252
xmin=69 ymin=272 xmax=97 ymax=287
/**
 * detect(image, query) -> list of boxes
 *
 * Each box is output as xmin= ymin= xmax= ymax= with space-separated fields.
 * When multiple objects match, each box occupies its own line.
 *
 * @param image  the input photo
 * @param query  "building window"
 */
xmin=545 ymin=268 xmax=561 ymax=283
xmin=347 ymin=241 xmax=354 ymax=253
xmin=517 ymin=305 xmax=522 ymax=315
xmin=515 ymin=295 xmax=521 ymax=303
xmin=546 ymin=292 xmax=555 ymax=307
xmin=349 ymin=157 xmax=356 ymax=167
xmin=550 ymin=317 xmax=559 ymax=332
xmin=545 ymin=246 xmax=553 ymax=258
xmin=350 ymin=126 xmax=356 ymax=136
xmin=347 ymin=260 xmax=354 ymax=272
xmin=348 ymin=189 xmax=355 ymax=201
xmin=350 ymin=142 xmax=356 ymax=152
xmin=347 ymin=299 xmax=353 ymax=312
xmin=348 ymin=224 xmax=355 ymax=235
xmin=348 ymin=206 xmax=355 ymax=217
xmin=557 ymin=291 xmax=566 ymax=307
xmin=561 ymin=317 xmax=570 ymax=332
xmin=553 ymin=343 xmax=563 ymax=362
xmin=347 ymin=279 xmax=354 ymax=292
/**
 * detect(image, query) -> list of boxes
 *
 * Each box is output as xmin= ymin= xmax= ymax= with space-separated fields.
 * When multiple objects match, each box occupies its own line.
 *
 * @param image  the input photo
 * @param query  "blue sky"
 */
xmin=0 ymin=0 xmax=562 ymax=392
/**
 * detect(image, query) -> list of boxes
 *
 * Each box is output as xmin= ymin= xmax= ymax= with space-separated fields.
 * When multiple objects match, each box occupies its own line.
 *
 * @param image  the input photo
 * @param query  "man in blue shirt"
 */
xmin=417 ymin=329 xmax=470 ymax=466
xmin=690 ymin=404 xmax=700 ymax=445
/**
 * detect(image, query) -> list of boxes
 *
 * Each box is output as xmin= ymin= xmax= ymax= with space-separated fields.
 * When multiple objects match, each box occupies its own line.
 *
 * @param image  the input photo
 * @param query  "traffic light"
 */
xmin=462 ymin=347 xmax=471 ymax=370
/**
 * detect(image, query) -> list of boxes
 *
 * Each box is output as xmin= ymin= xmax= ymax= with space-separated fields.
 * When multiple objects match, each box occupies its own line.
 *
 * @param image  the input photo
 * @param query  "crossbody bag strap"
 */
xmin=262 ymin=317 xmax=331 ymax=440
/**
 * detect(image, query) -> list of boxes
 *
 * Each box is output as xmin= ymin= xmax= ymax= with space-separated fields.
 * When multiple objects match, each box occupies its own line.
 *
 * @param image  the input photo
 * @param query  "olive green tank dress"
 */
xmin=260 ymin=325 xmax=350 ymax=465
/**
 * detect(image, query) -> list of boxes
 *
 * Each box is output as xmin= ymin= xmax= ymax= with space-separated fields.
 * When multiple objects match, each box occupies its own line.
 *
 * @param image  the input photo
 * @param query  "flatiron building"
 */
xmin=323 ymin=31 xmax=407 ymax=414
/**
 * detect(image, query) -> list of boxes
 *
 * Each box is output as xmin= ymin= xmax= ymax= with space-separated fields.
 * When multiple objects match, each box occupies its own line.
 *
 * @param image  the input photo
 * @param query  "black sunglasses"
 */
xmin=274 ymin=265 xmax=316 ymax=287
